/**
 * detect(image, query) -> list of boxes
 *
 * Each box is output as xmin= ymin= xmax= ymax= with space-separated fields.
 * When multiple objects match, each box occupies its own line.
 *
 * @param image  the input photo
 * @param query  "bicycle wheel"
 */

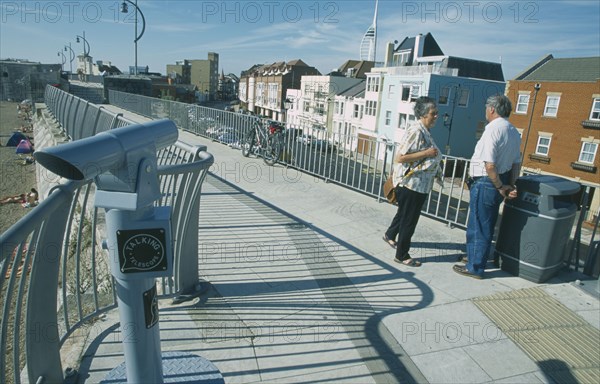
xmin=241 ymin=130 xmax=255 ymax=157
xmin=263 ymin=132 xmax=283 ymax=166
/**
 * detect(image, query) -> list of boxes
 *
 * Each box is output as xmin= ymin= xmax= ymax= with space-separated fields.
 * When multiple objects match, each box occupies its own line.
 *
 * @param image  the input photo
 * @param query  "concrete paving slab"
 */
xmin=411 ymin=347 xmax=492 ymax=383
xmin=463 ymin=338 xmax=539 ymax=380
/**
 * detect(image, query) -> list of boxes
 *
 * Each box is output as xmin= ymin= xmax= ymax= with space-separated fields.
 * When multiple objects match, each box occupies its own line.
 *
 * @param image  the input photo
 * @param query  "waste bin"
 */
xmin=495 ymin=175 xmax=580 ymax=283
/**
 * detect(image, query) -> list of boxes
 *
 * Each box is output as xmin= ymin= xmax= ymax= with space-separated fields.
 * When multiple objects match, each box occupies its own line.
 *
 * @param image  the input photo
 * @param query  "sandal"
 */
xmin=394 ymin=257 xmax=421 ymax=267
xmin=382 ymin=235 xmax=397 ymax=249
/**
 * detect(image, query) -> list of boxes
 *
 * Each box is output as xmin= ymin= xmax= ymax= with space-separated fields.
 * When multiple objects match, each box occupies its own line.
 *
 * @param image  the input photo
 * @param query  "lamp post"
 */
xmin=64 ymin=43 xmax=75 ymax=74
xmin=75 ymin=31 xmax=91 ymax=57
xmin=520 ymin=83 xmax=541 ymax=166
xmin=284 ymin=98 xmax=292 ymax=124
xmin=121 ymin=0 xmax=146 ymax=75
xmin=57 ymin=51 xmax=66 ymax=71
xmin=443 ymin=85 xmax=460 ymax=155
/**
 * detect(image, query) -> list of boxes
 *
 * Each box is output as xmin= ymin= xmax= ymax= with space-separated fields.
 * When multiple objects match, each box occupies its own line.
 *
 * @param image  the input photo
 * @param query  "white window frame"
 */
xmin=388 ymin=84 xmax=396 ymax=99
xmin=367 ymin=76 xmax=380 ymax=92
xmin=535 ymin=136 xmax=551 ymax=156
xmin=385 ymin=110 xmax=392 ymax=126
xmin=401 ymin=85 xmax=411 ymax=101
xmin=544 ymin=95 xmax=560 ymax=117
xmin=366 ymin=100 xmax=377 ymax=116
xmin=398 ymin=113 xmax=415 ymax=130
xmin=589 ymin=98 xmax=600 ymax=120
xmin=516 ymin=93 xmax=530 ymax=114
xmin=579 ymin=141 xmax=598 ymax=164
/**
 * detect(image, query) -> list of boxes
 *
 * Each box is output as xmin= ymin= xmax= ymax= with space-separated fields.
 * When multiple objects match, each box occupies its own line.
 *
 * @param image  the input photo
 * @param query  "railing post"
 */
xmin=25 ymin=185 xmax=75 ymax=383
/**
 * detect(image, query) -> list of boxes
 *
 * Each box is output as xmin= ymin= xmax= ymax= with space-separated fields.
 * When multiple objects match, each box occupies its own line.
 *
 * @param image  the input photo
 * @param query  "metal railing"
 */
xmin=108 ymin=90 xmax=480 ymax=228
xmin=0 ymin=86 xmax=214 ymax=384
xmin=109 ymin=90 xmax=599 ymax=274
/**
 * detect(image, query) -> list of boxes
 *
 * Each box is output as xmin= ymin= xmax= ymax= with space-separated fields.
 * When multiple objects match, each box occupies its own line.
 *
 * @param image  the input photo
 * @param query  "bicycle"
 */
xmin=241 ymin=117 xmax=284 ymax=166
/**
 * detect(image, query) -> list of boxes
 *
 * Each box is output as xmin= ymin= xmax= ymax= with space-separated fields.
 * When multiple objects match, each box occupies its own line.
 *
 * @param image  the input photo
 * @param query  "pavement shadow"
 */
xmin=171 ymin=173 xmax=438 ymax=383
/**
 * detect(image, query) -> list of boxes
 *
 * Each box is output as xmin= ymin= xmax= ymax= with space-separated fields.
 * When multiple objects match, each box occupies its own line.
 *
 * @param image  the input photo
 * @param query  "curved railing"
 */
xmin=0 ymin=86 xmax=214 ymax=384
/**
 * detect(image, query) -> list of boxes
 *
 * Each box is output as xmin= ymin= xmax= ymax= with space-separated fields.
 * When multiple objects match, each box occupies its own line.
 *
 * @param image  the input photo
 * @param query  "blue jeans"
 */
xmin=465 ymin=175 xmax=508 ymax=276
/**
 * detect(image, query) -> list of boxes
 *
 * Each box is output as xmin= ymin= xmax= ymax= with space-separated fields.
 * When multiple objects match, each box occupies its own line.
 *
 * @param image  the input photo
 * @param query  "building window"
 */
xmin=439 ymin=86 xmax=449 ymax=105
xmin=304 ymin=101 xmax=310 ymax=113
xmin=366 ymin=100 xmax=377 ymax=116
xmin=316 ymin=102 xmax=325 ymax=115
xmin=410 ymin=85 xmax=420 ymax=102
xmin=339 ymin=102 xmax=344 ymax=115
xmin=457 ymin=88 xmax=469 ymax=107
xmin=590 ymin=98 xmax=600 ymax=120
xmin=353 ymin=104 xmax=360 ymax=118
xmin=398 ymin=113 xmax=415 ymax=130
xmin=535 ymin=136 xmax=551 ymax=155
xmin=268 ymin=83 xmax=278 ymax=106
xmin=401 ymin=85 xmax=411 ymax=101
xmin=544 ymin=95 xmax=560 ymax=117
xmin=367 ymin=76 xmax=380 ymax=92
xmin=388 ymin=84 xmax=396 ymax=99
xmin=579 ymin=142 xmax=598 ymax=164
xmin=385 ymin=111 xmax=392 ymax=126
xmin=516 ymin=94 xmax=530 ymax=114
xmin=401 ymin=84 xmax=420 ymax=102
xmin=360 ymin=105 xmax=364 ymax=119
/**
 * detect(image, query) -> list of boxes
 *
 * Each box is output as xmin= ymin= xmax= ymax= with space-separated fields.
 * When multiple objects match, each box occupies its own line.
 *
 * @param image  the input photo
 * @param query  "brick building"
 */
xmin=506 ymin=55 xmax=600 ymax=221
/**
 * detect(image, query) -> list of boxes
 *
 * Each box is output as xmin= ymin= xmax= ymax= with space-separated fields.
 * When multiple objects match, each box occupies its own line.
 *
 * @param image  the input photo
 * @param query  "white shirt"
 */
xmin=469 ymin=117 xmax=521 ymax=177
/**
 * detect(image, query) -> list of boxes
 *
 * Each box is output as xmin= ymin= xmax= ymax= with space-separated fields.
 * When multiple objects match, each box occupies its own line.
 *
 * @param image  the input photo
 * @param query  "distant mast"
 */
xmin=360 ymin=0 xmax=378 ymax=62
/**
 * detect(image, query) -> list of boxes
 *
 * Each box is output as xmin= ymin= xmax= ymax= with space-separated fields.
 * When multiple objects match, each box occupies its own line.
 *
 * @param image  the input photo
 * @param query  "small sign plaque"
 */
xmin=143 ymin=285 xmax=159 ymax=329
xmin=117 ymin=228 xmax=168 ymax=274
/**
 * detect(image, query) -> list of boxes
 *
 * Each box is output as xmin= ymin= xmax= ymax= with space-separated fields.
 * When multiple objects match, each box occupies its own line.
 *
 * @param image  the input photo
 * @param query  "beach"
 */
xmin=0 ymin=101 xmax=38 ymax=234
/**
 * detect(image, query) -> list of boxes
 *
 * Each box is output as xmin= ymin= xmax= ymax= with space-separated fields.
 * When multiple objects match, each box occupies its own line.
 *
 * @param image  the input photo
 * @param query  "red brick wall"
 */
xmin=506 ymin=80 xmax=600 ymax=185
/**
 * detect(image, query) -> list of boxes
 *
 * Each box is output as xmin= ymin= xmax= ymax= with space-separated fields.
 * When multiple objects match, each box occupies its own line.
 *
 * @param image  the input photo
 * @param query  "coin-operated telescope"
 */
xmin=36 ymin=120 xmax=176 ymax=383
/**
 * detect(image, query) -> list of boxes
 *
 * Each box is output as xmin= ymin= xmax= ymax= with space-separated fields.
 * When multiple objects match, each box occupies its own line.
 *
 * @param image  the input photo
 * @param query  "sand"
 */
xmin=0 ymin=101 xmax=38 ymax=234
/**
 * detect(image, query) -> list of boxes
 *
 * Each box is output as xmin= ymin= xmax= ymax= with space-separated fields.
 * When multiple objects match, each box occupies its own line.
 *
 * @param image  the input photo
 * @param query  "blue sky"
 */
xmin=1 ymin=0 xmax=599 ymax=79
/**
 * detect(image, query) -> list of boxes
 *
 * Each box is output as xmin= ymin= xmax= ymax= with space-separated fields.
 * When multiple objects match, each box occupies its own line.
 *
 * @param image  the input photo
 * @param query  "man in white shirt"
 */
xmin=454 ymin=94 xmax=521 ymax=279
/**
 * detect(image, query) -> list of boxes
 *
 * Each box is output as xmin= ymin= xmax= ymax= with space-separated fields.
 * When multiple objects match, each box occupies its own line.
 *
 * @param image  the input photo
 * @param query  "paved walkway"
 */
xmin=78 ymin=108 xmax=599 ymax=383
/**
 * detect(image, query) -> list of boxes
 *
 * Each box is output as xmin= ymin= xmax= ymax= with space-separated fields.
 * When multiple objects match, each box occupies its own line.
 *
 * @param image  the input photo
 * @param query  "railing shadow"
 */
xmin=79 ymin=172 xmax=438 ymax=383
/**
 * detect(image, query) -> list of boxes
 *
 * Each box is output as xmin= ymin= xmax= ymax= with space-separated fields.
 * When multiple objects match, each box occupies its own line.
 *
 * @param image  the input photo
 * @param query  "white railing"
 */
xmin=0 ymin=86 xmax=214 ymax=383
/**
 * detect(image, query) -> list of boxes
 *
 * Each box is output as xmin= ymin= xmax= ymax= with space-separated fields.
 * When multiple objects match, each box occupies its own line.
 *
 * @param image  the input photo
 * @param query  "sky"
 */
xmin=1 ymin=0 xmax=599 ymax=80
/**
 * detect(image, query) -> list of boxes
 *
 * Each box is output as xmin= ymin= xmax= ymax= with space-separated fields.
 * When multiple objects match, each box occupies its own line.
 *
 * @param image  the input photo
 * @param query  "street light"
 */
xmin=57 ymin=51 xmax=66 ymax=71
xmin=284 ymin=98 xmax=293 ymax=123
xmin=75 ymin=31 xmax=91 ymax=57
xmin=121 ymin=0 xmax=146 ymax=75
xmin=443 ymin=84 xmax=460 ymax=155
xmin=520 ymin=83 xmax=541 ymax=166
xmin=64 ymin=43 xmax=75 ymax=74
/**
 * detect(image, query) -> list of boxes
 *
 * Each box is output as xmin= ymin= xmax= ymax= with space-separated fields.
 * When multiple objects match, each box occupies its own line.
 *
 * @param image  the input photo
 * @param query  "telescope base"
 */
xmin=102 ymin=351 xmax=224 ymax=383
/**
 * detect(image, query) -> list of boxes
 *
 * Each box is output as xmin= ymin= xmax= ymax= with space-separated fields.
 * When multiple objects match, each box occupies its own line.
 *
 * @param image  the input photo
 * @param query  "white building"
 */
xmin=286 ymin=75 xmax=364 ymax=138
xmin=331 ymin=81 xmax=365 ymax=150
xmin=366 ymin=33 xmax=506 ymax=159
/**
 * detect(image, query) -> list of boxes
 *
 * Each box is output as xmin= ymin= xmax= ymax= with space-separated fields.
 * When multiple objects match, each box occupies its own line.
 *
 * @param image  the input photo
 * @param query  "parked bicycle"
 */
xmin=241 ymin=117 xmax=285 ymax=165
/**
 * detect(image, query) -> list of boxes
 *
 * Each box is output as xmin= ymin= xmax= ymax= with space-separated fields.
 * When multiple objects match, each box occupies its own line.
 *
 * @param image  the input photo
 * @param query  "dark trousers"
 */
xmin=385 ymin=186 xmax=427 ymax=260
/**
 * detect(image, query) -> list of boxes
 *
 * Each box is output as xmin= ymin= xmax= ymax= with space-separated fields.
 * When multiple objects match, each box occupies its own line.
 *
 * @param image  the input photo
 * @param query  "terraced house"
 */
xmin=506 ymin=55 xmax=600 ymax=224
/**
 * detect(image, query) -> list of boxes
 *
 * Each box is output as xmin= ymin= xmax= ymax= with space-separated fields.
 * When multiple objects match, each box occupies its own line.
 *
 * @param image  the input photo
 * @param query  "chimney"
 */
xmin=384 ymin=42 xmax=395 ymax=67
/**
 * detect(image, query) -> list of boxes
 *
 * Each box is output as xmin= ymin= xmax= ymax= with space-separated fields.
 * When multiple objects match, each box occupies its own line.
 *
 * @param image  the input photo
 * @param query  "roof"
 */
xmin=515 ymin=56 xmax=600 ymax=82
xmin=445 ymin=56 xmax=504 ymax=81
xmin=335 ymin=60 xmax=375 ymax=78
xmin=338 ymin=81 xmax=366 ymax=98
xmin=395 ymin=33 xmax=444 ymax=57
